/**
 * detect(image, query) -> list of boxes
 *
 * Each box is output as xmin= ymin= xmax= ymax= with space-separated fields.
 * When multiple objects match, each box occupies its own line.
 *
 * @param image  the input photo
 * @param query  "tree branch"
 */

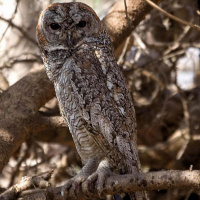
xmin=32 ymin=115 xmax=75 ymax=147
xmin=2 ymin=170 xmax=199 ymax=200
xmin=0 ymin=170 xmax=53 ymax=200
xmin=103 ymin=0 xmax=162 ymax=49
xmin=0 ymin=16 xmax=38 ymax=46
xmin=0 ymin=66 xmax=54 ymax=172
xmin=144 ymin=0 xmax=200 ymax=31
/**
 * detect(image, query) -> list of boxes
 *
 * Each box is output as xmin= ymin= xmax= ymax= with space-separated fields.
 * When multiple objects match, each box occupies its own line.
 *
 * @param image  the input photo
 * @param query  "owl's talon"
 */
xmin=62 ymin=175 xmax=87 ymax=198
xmin=61 ymin=181 xmax=71 ymax=197
xmin=96 ymin=177 xmax=106 ymax=198
xmin=96 ymin=169 xmax=113 ymax=198
xmin=83 ymin=172 xmax=98 ymax=195
xmin=83 ymin=169 xmax=111 ymax=198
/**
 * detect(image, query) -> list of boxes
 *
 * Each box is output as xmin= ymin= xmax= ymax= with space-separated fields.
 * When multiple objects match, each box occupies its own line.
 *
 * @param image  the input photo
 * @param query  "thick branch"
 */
xmin=10 ymin=170 xmax=200 ymax=200
xmin=33 ymin=116 xmax=66 ymax=133
xmin=0 ymin=67 xmax=54 ymax=172
xmin=33 ymin=116 xmax=75 ymax=147
xmin=103 ymin=0 xmax=162 ymax=49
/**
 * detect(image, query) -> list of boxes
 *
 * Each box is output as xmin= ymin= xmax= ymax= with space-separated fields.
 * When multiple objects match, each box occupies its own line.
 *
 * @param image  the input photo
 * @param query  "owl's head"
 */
xmin=37 ymin=2 xmax=102 ymax=52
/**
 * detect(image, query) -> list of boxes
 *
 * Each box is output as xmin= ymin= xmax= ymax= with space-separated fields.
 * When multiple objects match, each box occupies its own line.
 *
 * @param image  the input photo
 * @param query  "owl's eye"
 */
xmin=76 ymin=21 xmax=87 ymax=28
xmin=49 ymin=23 xmax=61 ymax=30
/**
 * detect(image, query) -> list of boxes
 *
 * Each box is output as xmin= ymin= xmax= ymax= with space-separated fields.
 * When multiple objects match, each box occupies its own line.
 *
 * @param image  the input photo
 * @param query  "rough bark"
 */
xmin=1 ymin=170 xmax=199 ymax=200
xmin=0 ymin=67 xmax=54 ymax=172
xmin=103 ymin=0 xmax=162 ymax=49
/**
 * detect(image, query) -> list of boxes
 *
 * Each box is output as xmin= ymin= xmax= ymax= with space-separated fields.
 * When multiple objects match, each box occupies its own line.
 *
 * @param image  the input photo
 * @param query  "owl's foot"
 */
xmin=61 ymin=158 xmax=98 ymax=198
xmin=61 ymin=159 xmax=112 ymax=198
xmin=62 ymin=174 xmax=88 ymax=198
xmin=84 ymin=160 xmax=113 ymax=198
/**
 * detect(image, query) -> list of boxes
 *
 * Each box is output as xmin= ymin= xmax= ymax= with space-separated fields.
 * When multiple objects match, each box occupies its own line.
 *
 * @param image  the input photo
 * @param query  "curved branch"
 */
xmin=4 ymin=170 xmax=200 ymax=200
xmin=144 ymin=0 xmax=200 ymax=31
xmin=0 ymin=67 xmax=54 ymax=172
xmin=103 ymin=0 xmax=162 ymax=49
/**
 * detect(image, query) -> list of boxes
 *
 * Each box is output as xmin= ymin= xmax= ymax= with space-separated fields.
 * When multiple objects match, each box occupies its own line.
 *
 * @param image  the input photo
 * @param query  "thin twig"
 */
xmin=184 ymin=189 xmax=194 ymax=200
xmin=0 ymin=53 xmax=42 ymax=69
xmin=124 ymin=0 xmax=132 ymax=26
xmin=8 ymin=142 xmax=30 ymax=187
xmin=0 ymin=16 xmax=37 ymax=46
xmin=172 ymin=59 xmax=191 ymax=160
xmin=0 ymin=0 xmax=20 ymax=43
xmin=174 ymin=70 xmax=190 ymax=134
xmin=145 ymin=0 xmax=200 ymax=31
xmin=117 ymin=36 xmax=131 ymax=65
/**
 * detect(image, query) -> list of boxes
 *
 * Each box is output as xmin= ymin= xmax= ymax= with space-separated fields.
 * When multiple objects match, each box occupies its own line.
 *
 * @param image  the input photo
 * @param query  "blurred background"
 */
xmin=0 ymin=0 xmax=200 ymax=199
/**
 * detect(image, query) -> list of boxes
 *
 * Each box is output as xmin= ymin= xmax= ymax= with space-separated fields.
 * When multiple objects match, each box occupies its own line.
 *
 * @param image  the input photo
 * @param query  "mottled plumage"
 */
xmin=37 ymin=2 xmax=147 ymax=200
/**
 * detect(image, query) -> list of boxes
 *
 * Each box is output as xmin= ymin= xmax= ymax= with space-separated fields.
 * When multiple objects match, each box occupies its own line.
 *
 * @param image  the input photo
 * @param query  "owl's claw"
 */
xmin=95 ymin=170 xmax=110 ymax=198
xmin=83 ymin=172 xmax=98 ymax=195
xmin=61 ymin=174 xmax=87 ymax=199
xmin=83 ymin=169 xmax=112 ymax=199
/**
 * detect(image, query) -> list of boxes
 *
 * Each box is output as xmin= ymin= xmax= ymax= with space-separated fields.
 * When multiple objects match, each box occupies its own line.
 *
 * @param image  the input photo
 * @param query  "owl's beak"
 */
xmin=67 ymin=32 xmax=72 ymax=47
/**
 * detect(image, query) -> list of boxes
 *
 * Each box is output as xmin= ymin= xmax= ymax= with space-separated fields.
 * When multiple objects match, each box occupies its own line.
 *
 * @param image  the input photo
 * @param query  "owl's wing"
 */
xmin=87 ymin=63 xmax=140 ymax=173
xmin=71 ymin=49 xmax=139 ymax=173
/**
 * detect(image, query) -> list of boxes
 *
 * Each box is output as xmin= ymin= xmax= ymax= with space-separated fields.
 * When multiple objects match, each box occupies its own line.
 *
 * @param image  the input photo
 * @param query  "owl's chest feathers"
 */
xmin=54 ymin=57 xmax=104 ymax=162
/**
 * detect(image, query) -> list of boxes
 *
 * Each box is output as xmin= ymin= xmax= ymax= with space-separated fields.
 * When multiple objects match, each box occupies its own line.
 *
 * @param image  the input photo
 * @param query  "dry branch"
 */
xmin=0 ymin=0 xmax=20 ymax=43
xmin=0 ymin=16 xmax=38 ymax=46
xmin=103 ymin=0 xmax=162 ymax=49
xmin=0 ymin=66 xmax=54 ymax=172
xmin=144 ymin=0 xmax=200 ymax=31
xmin=0 ymin=170 xmax=53 ymax=200
xmin=8 ymin=170 xmax=200 ymax=200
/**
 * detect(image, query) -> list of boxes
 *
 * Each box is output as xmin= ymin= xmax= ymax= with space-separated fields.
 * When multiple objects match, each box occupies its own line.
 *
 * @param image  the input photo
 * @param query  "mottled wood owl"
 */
xmin=37 ymin=2 xmax=147 ymax=200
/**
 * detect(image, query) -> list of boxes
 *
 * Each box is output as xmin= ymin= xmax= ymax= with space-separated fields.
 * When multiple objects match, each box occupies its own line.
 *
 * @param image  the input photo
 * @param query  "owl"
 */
xmin=37 ymin=2 xmax=147 ymax=200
